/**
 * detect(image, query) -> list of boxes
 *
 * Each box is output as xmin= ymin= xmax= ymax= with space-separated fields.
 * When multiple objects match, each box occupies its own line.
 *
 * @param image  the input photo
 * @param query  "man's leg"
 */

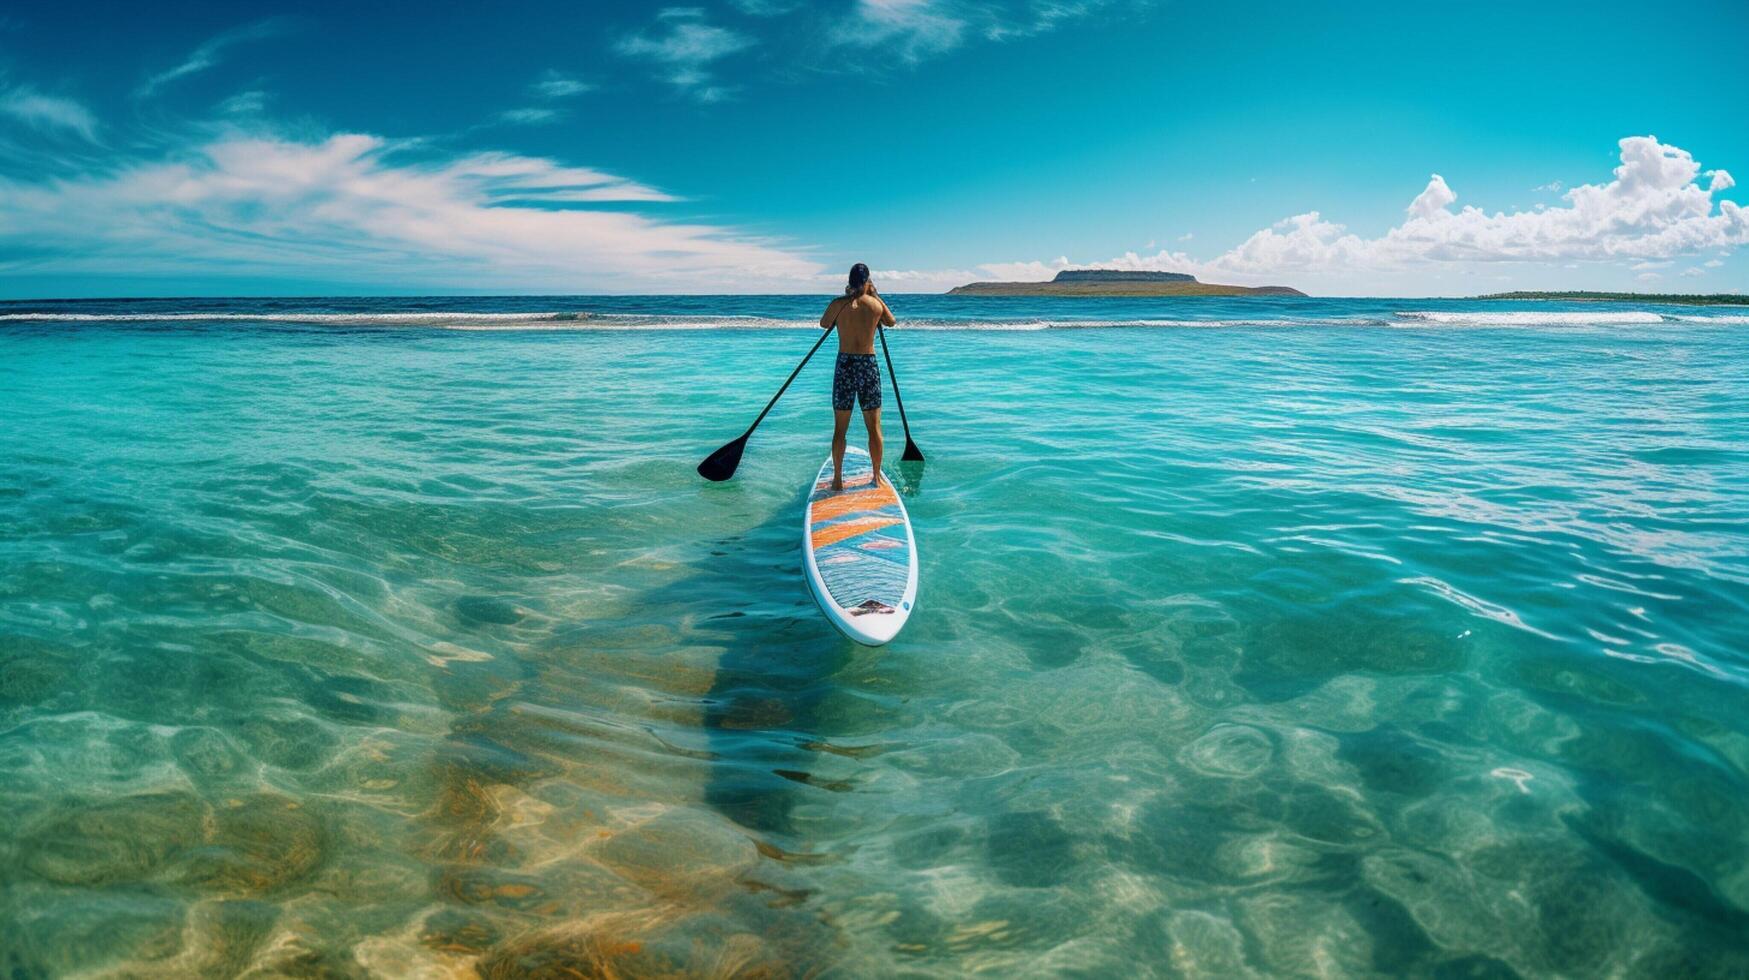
xmin=832 ymin=409 xmax=852 ymax=490
xmin=862 ymin=408 xmax=884 ymax=485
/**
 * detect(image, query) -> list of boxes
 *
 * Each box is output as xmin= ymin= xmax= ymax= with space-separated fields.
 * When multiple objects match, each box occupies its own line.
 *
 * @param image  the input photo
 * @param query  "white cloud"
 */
xmin=0 ymin=130 xmax=822 ymax=291
xmin=832 ymin=1 xmax=1118 ymax=64
xmin=1680 ymin=267 xmax=1704 ymax=278
xmin=137 ymin=19 xmax=292 ymax=98
xmin=962 ymin=136 xmax=1749 ymax=292
xmin=493 ymin=72 xmax=594 ymax=129
xmin=873 ymin=267 xmax=981 ymax=290
xmin=1534 ymin=180 xmax=1563 ymax=193
xmin=976 ymin=257 xmax=1075 ymax=281
xmin=216 ymin=90 xmax=268 ymax=116
xmin=844 ymin=0 xmax=967 ymax=61
xmin=1636 ymin=272 xmax=1660 ymax=281
xmin=498 ymin=107 xmax=558 ymax=125
xmin=617 ymin=10 xmax=754 ymax=100
xmin=731 ymin=0 xmax=801 ymax=14
xmin=1704 ymin=258 xmax=1725 ymax=268
xmin=1407 ymin=174 xmax=1456 ymax=218
xmin=532 ymin=71 xmax=594 ymax=99
xmin=0 ymin=86 xmax=98 ymax=142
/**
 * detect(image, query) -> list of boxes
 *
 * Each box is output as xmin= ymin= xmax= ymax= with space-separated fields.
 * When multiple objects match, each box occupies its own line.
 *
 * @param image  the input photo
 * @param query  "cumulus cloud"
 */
xmin=0 ymin=130 xmax=822 ymax=291
xmin=872 ymin=266 xmax=982 ymax=290
xmin=137 ymin=19 xmax=293 ymax=98
xmin=966 ymin=136 xmax=1749 ymax=290
xmin=0 ymin=86 xmax=99 ymax=142
xmin=617 ymin=9 xmax=754 ymax=101
xmin=1407 ymin=174 xmax=1456 ymax=219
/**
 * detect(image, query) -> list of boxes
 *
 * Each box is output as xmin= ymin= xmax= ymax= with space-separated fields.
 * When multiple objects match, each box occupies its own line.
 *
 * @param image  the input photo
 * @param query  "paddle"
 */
xmin=875 ymin=304 xmax=925 ymax=462
xmin=697 ymin=323 xmax=837 ymax=481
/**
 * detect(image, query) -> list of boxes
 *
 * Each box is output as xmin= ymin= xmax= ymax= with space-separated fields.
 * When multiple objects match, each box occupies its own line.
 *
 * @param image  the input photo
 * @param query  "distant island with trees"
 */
xmin=948 ymin=270 xmax=1305 ymax=297
xmin=942 ymin=273 xmax=1744 ymax=304
xmin=1476 ymin=291 xmax=1747 ymax=306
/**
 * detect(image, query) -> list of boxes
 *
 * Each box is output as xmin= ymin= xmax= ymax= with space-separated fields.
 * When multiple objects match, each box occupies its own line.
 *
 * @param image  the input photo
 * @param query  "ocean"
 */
xmin=2 ymin=294 xmax=1747 ymax=976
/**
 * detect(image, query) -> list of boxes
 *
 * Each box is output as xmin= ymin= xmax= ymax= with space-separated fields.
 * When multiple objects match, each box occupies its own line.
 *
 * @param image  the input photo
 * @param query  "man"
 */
xmin=818 ymin=262 xmax=895 ymax=491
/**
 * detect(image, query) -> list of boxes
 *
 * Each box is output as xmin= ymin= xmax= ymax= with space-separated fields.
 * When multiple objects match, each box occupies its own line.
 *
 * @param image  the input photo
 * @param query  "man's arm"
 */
xmin=820 ymin=297 xmax=843 ymax=329
xmin=879 ymin=297 xmax=896 ymax=327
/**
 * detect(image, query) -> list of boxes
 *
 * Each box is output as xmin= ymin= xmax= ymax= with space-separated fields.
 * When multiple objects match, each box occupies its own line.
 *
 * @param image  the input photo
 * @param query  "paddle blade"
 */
xmin=697 ymin=435 xmax=748 ymax=481
xmin=900 ymin=438 xmax=924 ymax=462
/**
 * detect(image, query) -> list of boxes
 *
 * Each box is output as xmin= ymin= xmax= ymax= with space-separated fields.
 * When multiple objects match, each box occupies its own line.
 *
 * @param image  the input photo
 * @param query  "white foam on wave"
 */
xmin=1393 ymin=311 xmax=1667 ymax=326
xmin=3 ymin=311 xmax=1375 ymax=331
xmin=0 ymin=311 xmax=593 ymax=327
xmin=1666 ymin=314 xmax=1749 ymax=324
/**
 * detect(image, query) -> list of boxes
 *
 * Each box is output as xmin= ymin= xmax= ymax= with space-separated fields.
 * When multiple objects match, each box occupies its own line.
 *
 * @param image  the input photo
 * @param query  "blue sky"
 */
xmin=1 ymin=0 xmax=1746 ymax=296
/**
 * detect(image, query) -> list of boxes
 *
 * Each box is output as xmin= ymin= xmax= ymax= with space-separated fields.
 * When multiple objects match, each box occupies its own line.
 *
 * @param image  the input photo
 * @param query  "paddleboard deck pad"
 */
xmin=803 ymin=446 xmax=918 ymax=645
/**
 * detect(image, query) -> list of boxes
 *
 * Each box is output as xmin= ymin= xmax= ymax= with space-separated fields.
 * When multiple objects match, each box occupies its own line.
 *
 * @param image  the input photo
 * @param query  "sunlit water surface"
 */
xmin=2 ymin=296 xmax=1748 ymax=977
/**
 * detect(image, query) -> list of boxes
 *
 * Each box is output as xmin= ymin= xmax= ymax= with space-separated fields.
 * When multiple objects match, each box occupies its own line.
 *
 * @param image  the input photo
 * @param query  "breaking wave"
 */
xmin=1392 ymin=311 xmax=1669 ymax=326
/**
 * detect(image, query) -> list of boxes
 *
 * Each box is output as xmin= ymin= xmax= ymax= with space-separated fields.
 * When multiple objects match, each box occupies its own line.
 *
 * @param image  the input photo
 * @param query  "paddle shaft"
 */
xmin=875 ymin=317 xmax=923 ymax=460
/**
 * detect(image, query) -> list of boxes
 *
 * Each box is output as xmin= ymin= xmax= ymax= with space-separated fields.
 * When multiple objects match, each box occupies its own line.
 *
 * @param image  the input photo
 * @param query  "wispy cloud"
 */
xmin=0 ymin=128 xmax=822 ymax=291
xmin=0 ymin=86 xmax=99 ymax=142
xmin=216 ymin=90 xmax=268 ymax=116
xmin=492 ymin=71 xmax=594 ymax=127
xmin=531 ymin=70 xmax=594 ymax=99
xmin=968 ymin=136 xmax=1749 ymax=292
xmin=617 ymin=9 xmax=754 ymax=102
xmin=498 ymin=107 xmax=558 ymax=126
xmin=137 ymin=19 xmax=293 ymax=98
xmin=730 ymin=0 xmax=802 ymax=14
xmin=841 ymin=0 xmax=966 ymax=61
xmin=836 ymin=0 xmax=1123 ymax=63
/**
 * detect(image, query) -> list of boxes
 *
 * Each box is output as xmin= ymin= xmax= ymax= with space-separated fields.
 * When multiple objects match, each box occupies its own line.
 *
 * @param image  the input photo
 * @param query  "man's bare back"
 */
xmin=820 ymin=291 xmax=895 ymax=353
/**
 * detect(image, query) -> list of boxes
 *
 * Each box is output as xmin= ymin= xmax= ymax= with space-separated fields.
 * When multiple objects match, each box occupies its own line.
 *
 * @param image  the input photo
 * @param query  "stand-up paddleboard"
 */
xmin=803 ymin=446 xmax=918 ymax=645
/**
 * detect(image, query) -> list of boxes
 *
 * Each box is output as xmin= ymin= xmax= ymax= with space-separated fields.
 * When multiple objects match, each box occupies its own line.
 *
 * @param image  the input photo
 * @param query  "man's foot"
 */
xmin=831 ymin=477 xmax=843 ymax=491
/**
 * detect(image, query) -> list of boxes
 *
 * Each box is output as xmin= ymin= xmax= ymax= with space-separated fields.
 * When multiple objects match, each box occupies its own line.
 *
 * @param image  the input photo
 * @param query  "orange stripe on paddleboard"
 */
xmin=810 ymin=484 xmax=898 ymax=523
xmin=812 ymin=516 xmax=903 ymax=550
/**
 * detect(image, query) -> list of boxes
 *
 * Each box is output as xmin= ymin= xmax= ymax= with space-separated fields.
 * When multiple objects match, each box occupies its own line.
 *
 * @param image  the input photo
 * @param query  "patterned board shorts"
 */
xmin=832 ymin=353 xmax=882 ymax=412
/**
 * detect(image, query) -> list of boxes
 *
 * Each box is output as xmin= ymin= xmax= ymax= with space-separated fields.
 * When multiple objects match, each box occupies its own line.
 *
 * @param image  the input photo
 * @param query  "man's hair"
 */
xmin=845 ymin=263 xmax=872 ymax=297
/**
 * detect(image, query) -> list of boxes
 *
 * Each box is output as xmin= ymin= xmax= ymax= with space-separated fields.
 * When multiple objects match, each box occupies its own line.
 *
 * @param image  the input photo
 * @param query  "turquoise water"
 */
xmin=2 ymin=296 xmax=1748 ymax=976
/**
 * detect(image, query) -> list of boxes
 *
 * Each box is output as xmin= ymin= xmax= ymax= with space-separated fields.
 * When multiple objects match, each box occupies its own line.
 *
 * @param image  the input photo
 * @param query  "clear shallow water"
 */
xmin=2 ymin=296 xmax=1748 ymax=977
